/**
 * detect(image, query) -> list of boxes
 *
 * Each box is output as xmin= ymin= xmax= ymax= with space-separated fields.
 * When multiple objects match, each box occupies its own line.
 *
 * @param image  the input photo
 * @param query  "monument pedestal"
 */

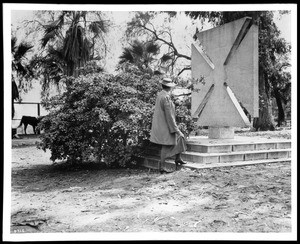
xmin=208 ymin=126 xmax=234 ymax=139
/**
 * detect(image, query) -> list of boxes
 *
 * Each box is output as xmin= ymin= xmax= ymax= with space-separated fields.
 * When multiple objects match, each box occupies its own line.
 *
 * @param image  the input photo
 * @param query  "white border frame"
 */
xmin=3 ymin=3 xmax=297 ymax=241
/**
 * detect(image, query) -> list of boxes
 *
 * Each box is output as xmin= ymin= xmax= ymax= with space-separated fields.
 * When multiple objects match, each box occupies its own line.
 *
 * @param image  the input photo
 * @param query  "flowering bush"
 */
xmin=38 ymin=64 xmax=195 ymax=167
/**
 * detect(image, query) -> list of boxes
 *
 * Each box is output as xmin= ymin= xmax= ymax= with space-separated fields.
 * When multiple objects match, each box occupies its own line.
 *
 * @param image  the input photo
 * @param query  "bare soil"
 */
xmin=10 ymin=129 xmax=292 ymax=234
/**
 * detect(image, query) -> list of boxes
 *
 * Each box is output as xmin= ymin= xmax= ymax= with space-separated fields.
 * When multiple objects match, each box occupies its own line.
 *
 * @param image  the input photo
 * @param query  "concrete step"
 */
xmin=187 ymin=140 xmax=291 ymax=153
xmin=146 ymin=138 xmax=291 ymax=155
xmin=181 ymin=148 xmax=291 ymax=164
xmin=183 ymin=158 xmax=291 ymax=169
xmin=145 ymin=145 xmax=291 ymax=164
xmin=140 ymin=156 xmax=291 ymax=171
xmin=140 ymin=136 xmax=291 ymax=170
xmin=140 ymin=156 xmax=178 ymax=171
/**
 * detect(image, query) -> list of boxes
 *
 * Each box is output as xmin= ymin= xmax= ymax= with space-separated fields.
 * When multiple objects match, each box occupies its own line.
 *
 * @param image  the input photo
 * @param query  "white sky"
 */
xmin=10 ymin=9 xmax=292 ymax=43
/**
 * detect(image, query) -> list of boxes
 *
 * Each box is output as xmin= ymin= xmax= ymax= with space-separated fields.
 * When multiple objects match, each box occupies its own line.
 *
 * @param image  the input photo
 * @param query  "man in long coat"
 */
xmin=150 ymin=77 xmax=187 ymax=173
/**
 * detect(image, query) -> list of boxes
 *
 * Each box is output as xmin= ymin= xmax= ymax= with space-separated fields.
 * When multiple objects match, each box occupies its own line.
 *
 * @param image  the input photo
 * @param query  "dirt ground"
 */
xmin=9 ymin=129 xmax=293 ymax=236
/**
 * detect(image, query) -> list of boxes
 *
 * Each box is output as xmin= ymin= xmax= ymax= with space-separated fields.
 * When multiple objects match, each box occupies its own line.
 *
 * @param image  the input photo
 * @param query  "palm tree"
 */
xmin=11 ymin=36 xmax=33 ymax=118
xmin=119 ymin=40 xmax=160 ymax=73
xmin=33 ymin=11 xmax=109 ymax=92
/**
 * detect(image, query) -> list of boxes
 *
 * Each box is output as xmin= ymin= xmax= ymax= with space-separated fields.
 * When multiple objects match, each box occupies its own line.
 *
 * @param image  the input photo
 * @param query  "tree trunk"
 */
xmin=273 ymin=87 xmax=285 ymax=127
xmin=12 ymin=98 xmax=15 ymax=119
xmin=67 ymin=61 xmax=75 ymax=77
xmin=253 ymin=69 xmax=275 ymax=131
xmin=12 ymin=80 xmax=19 ymax=119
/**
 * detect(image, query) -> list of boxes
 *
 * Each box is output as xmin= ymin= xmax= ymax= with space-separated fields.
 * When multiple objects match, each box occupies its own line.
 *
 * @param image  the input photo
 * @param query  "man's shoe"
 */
xmin=175 ymin=159 xmax=187 ymax=165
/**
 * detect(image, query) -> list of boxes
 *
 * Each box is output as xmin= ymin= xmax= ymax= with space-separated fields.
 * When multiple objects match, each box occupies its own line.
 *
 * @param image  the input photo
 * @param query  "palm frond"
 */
xmin=41 ymin=13 xmax=65 ymax=47
xmin=131 ymin=41 xmax=144 ymax=57
xmin=146 ymin=42 xmax=160 ymax=54
xmin=82 ymin=38 xmax=92 ymax=63
xmin=161 ymin=54 xmax=173 ymax=63
xmin=41 ymin=31 xmax=57 ymax=47
xmin=63 ymin=24 xmax=92 ymax=72
xmin=89 ymin=20 xmax=108 ymax=35
xmin=118 ymin=39 xmax=161 ymax=71
xmin=14 ymin=42 xmax=33 ymax=61
xmin=63 ymin=26 xmax=78 ymax=62
xmin=12 ymin=79 xmax=19 ymax=100
xmin=119 ymin=48 xmax=134 ymax=64
xmin=47 ymin=45 xmax=65 ymax=62
xmin=11 ymin=36 xmax=17 ymax=53
xmin=15 ymin=62 xmax=28 ymax=77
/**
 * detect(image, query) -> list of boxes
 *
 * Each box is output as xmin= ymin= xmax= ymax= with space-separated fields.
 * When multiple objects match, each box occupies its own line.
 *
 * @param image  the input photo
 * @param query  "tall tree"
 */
xmin=25 ymin=10 xmax=110 ymax=94
xmin=185 ymin=11 xmax=291 ymax=130
xmin=125 ymin=12 xmax=192 ymax=77
xmin=268 ymin=37 xmax=291 ymax=126
xmin=11 ymin=36 xmax=34 ymax=118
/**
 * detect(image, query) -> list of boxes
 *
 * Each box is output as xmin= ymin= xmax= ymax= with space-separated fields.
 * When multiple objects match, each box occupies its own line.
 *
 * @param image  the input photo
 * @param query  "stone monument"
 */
xmin=191 ymin=17 xmax=259 ymax=139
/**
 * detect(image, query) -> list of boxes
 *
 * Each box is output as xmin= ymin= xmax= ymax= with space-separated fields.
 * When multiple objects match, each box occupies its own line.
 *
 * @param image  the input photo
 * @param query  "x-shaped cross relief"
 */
xmin=191 ymin=17 xmax=259 ymax=128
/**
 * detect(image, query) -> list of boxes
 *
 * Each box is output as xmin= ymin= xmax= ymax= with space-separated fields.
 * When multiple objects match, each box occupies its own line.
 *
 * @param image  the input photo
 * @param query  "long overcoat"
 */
xmin=150 ymin=90 xmax=179 ymax=145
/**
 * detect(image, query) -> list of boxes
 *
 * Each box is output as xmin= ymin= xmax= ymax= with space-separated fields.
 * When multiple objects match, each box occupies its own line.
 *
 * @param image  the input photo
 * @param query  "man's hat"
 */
xmin=160 ymin=77 xmax=176 ymax=87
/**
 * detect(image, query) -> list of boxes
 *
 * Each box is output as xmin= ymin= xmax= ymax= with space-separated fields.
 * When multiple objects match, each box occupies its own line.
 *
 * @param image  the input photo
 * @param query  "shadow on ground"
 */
xmin=10 ymin=139 xmax=292 ymax=233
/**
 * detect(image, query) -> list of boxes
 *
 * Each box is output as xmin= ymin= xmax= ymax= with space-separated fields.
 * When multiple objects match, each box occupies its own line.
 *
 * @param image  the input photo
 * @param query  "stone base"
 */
xmin=209 ymin=126 xmax=234 ymax=139
xmin=139 ymin=136 xmax=291 ymax=170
